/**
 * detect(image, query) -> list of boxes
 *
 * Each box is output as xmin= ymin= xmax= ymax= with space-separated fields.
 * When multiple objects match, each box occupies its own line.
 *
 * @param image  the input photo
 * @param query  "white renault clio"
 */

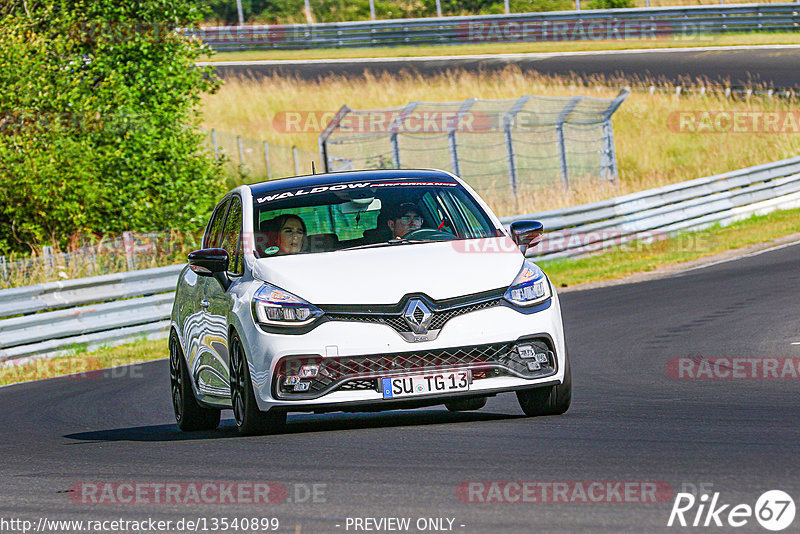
xmin=170 ymin=169 xmax=570 ymax=435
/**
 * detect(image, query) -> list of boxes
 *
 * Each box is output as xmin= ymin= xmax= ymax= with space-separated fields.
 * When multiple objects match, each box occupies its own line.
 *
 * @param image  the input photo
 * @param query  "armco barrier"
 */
xmin=191 ymin=4 xmax=800 ymax=51
xmin=2 ymin=155 xmax=800 ymax=362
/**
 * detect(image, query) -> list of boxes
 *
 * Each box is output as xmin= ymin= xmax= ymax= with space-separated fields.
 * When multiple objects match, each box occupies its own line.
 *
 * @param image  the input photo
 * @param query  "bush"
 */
xmin=586 ymin=0 xmax=634 ymax=8
xmin=0 ymin=0 xmax=225 ymax=253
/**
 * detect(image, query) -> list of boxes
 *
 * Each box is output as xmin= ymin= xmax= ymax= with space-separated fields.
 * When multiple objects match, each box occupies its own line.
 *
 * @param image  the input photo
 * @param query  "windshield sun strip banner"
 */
xmin=255 ymin=181 xmax=458 ymax=204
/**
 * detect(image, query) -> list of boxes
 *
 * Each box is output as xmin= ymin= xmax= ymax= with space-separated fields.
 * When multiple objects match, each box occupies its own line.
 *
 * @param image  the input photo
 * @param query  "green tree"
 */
xmin=0 ymin=0 xmax=225 ymax=252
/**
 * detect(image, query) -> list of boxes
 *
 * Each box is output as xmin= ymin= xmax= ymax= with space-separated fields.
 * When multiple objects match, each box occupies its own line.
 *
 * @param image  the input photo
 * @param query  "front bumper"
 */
xmin=241 ymin=292 xmax=567 ymax=412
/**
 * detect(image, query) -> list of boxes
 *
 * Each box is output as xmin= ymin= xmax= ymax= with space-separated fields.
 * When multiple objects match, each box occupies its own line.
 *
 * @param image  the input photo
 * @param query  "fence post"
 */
xmin=318 ymin=105 xmax=353 ymax=173
xmin=555 ymin=95 xmax=584 ymax=189
xmin=42 ymin=246 xmax=54 ymax=272
xmin=263 ymin=141 xmax=272 ymax=179
xmin=122 ymin=231 xmax=136 ymax=270
xmin=502 ymin=95 xmax=531 ymax=198
xmin=575 ymin=0 xmax=581 ymax=10
xmin=237 ymin=135 xmax=245 ymax=166
xmin=599 ymin=88 xmax=630 ymax=182
xmin=369 ymin=0 xmax=376 ymax=19
xmin=504 ymin=0 xmax=510 ymax=14
xmin=436 ymin=0 xmax=442 ymax=17
xmin=448 ymin=98 xmax=476 ymax=177
xmin=292 ymin=146 xmax=299 ymax=175
xmin=389 ymin=101 xmax=420 ymax=169
xmin=211 ymin=129 xmax=219 ymax=159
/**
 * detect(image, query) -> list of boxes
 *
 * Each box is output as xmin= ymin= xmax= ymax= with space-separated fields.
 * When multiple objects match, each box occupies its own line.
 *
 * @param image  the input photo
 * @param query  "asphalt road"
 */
xmin=207 ymin=46 xmax=800 ymax=89
xmin=1 ymin=241 xmax=799 ymax=533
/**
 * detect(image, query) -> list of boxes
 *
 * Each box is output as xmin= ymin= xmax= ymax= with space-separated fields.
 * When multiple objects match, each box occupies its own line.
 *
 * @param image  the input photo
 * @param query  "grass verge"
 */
xmin=540 ymin=206 xmax=800 ymax=287
xmin=3 ymin=206 xmax=799 ymax=386
xmin=0 ymin=339 xmax=168 ymax=387
xmin=206 ymin=33 xmax=800 ymax=63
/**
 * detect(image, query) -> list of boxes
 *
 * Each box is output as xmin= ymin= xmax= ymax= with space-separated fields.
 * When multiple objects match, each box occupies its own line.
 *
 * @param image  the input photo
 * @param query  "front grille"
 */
xmin=275 ymin=339 xmax=556 ymax=399
xmin=326 ymin=298 xmax=503 ymax=334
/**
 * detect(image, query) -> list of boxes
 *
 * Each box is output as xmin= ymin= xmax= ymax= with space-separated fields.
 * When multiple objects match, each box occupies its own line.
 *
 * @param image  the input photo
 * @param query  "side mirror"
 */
xmin=509 ymin=220 xmax=544 ymax=255
xmin=188 ymin=248 xmax=230 ymax=290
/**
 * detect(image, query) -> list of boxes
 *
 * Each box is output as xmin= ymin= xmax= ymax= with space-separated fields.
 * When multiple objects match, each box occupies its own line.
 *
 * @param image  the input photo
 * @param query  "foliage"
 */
xmin=0 ymin=0 xmax=226 ymax=253
xmin=586 ymin=0 xmax=634 ymax=8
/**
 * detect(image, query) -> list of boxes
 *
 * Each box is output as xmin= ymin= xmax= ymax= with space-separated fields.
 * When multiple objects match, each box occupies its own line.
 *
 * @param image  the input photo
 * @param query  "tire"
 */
xmin=229 ymin=332 xmax=286 ymax=436
xmin=516 ymin=348 xmax=572 ymax=417
xmin=170 ymin=332 xmax=221 ymax=431
xmin=445 ymin=397 xmax=488 ymax=412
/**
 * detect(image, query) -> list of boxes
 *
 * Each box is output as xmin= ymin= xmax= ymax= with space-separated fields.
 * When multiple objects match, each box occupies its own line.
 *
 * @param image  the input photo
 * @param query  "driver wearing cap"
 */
xmin=387 ymin=202 xmax=424 ymax=239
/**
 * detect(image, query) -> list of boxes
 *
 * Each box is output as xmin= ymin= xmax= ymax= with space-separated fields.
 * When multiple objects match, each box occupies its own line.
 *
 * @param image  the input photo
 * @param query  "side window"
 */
xmin=204 ymin=198 xmax=230 ymax=248
xmin=221 ymin=196 xmax=243 ymax=275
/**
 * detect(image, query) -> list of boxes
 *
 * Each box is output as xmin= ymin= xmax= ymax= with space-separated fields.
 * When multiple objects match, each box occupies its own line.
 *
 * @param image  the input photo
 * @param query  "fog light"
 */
xmin=517 ymin=344 xmax=535 ymax=359
xmin=294 ymin=382 xmax=311 ymax=392
xmin=299 ymin=364 xmax=319 ymax=378
xmin=536 ymin=353 xmax=549 ymax=364
xmin=527 ymin=361 xmax=541 ymax=371
xmin=284 ymin=376 xmax=300 ymax=386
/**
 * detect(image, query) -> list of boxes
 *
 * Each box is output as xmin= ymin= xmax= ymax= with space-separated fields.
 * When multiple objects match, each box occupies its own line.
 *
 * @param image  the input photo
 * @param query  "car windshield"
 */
xmin=251 ymin=177 xmax=500 ymax=257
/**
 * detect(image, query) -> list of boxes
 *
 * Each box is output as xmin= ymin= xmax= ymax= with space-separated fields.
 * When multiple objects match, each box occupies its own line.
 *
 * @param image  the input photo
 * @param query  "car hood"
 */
xmin=251 ymin=237 xmax=525 ymax=305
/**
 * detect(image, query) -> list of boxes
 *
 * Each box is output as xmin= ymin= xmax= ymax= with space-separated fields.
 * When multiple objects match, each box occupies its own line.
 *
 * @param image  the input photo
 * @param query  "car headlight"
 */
xmin=504 ymin=261 xmax=552 ymax=307
xmin=252 ymin=283 xmax=323 ymax=326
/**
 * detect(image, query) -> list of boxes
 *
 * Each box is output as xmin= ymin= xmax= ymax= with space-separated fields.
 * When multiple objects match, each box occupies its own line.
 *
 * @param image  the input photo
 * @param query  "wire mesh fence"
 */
xmin=204 ymin=129 xmax=320 ymax=181
xmin=320 ymin=89 xmax=628 ymax=201
xmin=0 ymin=232 xmax=203 ymax=289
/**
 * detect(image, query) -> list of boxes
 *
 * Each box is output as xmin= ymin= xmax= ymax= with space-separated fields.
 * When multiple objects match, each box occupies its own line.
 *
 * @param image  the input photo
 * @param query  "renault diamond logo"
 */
xmin=402 ymin=299 xmax=432 ymax=334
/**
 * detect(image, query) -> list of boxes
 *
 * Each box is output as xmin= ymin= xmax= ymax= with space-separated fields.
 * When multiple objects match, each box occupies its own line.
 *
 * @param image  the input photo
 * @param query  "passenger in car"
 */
xmin=387 ymin=202 xmax=424 ymax=239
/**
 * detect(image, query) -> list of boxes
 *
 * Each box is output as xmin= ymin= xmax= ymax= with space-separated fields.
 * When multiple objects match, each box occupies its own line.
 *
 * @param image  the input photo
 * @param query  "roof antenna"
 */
xmin=312 ymin=161 xmax=316 ymax=175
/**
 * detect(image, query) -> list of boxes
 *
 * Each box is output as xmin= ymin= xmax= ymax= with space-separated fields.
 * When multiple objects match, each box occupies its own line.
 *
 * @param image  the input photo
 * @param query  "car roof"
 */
xmin=248 ymin=169 xmax=458 ymax=197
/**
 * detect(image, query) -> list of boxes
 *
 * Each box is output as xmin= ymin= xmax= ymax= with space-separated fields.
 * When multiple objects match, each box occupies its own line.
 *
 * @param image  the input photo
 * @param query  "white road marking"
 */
xmin=198 ymin=44 xmax=800 ymax=67
xmin=677 ymin=238 xmax=800 ymax=275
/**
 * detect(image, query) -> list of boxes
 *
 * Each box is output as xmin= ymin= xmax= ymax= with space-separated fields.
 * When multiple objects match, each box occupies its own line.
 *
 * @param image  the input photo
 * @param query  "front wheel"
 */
xmin=229 ymin=332 xmax=286 ymax=436
xmin=170 ymin=332 xmax=221 ymax=431
xmin=516 ymin=349 xmax=572 ymax=417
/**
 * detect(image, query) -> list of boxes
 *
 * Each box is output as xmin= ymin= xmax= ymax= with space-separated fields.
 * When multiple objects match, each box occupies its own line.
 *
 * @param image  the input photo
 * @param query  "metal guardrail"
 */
xmin=2 ymin=155 xmax=800 ymax=363
xmin=191 ymin=4 xmax=800 ymax=51
xmin=511 ymin=156 xmax=800 ymax=259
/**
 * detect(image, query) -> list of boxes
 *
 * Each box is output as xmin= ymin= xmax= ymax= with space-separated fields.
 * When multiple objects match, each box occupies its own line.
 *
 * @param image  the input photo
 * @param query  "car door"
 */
xmin=195 ymin=194 xmax=245 ymax=399
xmin=188 ymin=197 xmax=233 ymax=400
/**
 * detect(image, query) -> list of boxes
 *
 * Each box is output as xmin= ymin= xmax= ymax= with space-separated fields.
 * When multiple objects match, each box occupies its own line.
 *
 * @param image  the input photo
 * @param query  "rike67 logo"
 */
xmin=668 ymin=490 xmax=796 ymax=531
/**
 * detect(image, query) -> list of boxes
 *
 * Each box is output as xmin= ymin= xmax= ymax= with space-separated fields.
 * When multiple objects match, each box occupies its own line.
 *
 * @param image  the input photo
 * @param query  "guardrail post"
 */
xmin=504 ymin=0 xmax=510 ymax=14
xmin=389 ymin=101 xmax=420 ymax=169
xmin=448 ymin=98 xmax=476 ymax=177
xmin=318 ymin=105 xmax=353 ymax=173
xmin=370 ymin=0 xmax=376 ymax=20
xmin=436 ymin=0 xmax=442 ymax=17
xmin=292 ymin=146 xmax=299 ymax=175
xmin=0 ymin=256 xmax=7 ymax=282
xmin=263 ymin=141 xmax=272 ymax=179
xmin=502 ymin=95 xmax=531 ymax=198
xmin=555 ymin=95 xmax=584 ymax=189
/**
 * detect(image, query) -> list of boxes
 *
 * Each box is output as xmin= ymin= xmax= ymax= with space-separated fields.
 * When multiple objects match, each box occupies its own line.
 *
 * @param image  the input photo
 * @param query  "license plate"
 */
xmin=381 ymin=370 xmax=470 ymax=399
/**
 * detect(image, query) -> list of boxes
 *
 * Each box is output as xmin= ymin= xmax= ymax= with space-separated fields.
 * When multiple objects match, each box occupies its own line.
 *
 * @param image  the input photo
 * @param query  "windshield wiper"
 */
xmin=337 ymin=239 xmax=428 ymax=252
